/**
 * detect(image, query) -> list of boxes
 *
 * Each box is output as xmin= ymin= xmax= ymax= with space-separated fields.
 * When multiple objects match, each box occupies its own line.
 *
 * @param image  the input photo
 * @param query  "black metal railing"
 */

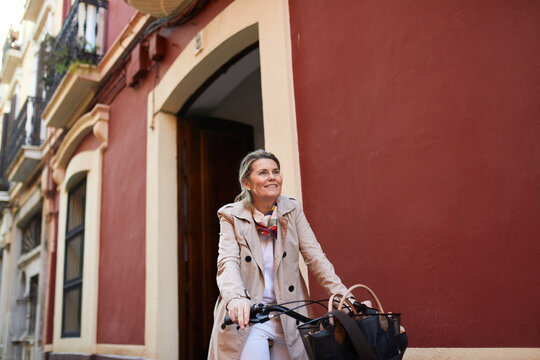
xmin=42 ymin=0 xmax=108 ymax=102
xmin=0 ymin=114 xmax=10 ymax=191
xmin=6 ymin=97 xmax=44 ymax=172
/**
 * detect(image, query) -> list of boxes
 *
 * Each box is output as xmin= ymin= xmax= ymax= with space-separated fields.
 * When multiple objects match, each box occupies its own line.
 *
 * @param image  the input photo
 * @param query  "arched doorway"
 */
xmin=146 ymin=2 xmax=301 ymax=357
xmin=176 ymin=44 xmax=263 ymax=359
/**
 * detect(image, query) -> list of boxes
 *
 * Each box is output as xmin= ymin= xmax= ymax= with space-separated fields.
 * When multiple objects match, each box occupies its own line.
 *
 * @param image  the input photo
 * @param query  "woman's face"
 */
xmin=244 ymin=158 xmax=282 ymax=203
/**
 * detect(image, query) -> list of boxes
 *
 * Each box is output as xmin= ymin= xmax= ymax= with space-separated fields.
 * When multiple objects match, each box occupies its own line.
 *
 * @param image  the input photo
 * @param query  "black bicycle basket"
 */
xmin=298 ymin=311 xmax=404 ymax=360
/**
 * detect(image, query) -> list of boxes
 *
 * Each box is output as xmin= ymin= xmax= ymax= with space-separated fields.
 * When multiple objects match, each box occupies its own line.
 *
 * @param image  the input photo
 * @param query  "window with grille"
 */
xmin=62 ymin=179 xmax=86 ymax=337
xmin=21 ymin=213 xmax=42 ymax=254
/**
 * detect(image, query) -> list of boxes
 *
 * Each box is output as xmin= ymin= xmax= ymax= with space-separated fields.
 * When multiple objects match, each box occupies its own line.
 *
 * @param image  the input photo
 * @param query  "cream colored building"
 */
xmin=0 ymin=1 xmax=59 ymax=359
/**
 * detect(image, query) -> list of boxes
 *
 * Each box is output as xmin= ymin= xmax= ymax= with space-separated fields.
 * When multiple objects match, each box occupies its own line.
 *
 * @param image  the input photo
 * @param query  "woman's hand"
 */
xmin=228 ymin=299 xmax=252 ymax=330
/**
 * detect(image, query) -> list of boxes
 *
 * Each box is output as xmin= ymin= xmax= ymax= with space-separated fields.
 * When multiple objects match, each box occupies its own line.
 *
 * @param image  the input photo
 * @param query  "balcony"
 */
xmin=40 ymin=0 xmax=107 ymax=129
xmin=0 ymin=114 xmax=11 ymax=209
xmin=5 ymin=97 xmax=45 ymax=183
xmin=0 ymin=28 xmax=23 ymax=85
xmin=124 ymin=0 xmax=202 ymax=18
xmin=42 ymin=0 xmax=108 ymax=104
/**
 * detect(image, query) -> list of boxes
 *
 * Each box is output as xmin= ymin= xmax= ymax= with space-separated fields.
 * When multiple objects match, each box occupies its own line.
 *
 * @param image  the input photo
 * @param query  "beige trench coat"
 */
xmin=207 ymin=196 xmax=349 ymax=360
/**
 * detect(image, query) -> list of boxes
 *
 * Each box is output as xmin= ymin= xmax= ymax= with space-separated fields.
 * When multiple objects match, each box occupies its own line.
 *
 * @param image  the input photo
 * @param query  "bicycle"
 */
xmin=222 ymin=294 xmax=408 ymax=360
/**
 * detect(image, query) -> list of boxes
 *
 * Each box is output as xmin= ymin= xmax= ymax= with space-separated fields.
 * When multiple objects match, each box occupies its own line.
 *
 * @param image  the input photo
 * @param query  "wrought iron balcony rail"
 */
xmin=0 ymin=114 xmax=10 ymax=191
xmin=6 ymin=96 xmax=44 ymax=172
xmin=42 ymin=0 xmax=108 ymax=102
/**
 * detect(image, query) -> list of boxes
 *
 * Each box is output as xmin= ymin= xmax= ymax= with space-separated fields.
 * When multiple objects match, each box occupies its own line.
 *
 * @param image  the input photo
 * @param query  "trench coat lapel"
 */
xmin=274 ymin=196 xmax=295 ymax=271
xmin=231 ymin=197 xmax=297 ymax=276
xmin=231 ymin=202 xmax=264 ymax=273
xmin=274 ymin=217 xmax=287 ymax=271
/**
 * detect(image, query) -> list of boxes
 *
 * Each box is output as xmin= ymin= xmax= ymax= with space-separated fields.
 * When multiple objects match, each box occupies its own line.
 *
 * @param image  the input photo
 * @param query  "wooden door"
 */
xmin=178 ymin=117 xmax=253 ymax=359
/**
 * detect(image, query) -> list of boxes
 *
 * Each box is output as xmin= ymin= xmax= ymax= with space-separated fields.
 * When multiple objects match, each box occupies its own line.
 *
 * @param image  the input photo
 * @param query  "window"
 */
xmin=62 ymin=179 xmax=86 ymax=337
xmin=28 ymin=275 xmax=39 ymax=335
xmin=21 ymin=213 xmax=41 ymax=254
xmin=0 ymin=254 xmax=2 ymax=298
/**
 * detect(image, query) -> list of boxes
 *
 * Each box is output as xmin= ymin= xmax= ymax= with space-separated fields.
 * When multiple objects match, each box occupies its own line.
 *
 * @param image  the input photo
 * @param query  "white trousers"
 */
xmin=239 ymin=318 xmax=290 ymax=360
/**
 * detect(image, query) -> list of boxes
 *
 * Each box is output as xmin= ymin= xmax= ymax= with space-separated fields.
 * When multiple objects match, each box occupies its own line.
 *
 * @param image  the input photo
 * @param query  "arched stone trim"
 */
xmin=146 ymin=1 xmax=300 ymax=359
xmin=51 ymin=104 xmax=109 ymax=185
xmin=53 ymin=150 xmax=101 ymax=353
xmin=150 ymin=0 xmax=301 ymax=198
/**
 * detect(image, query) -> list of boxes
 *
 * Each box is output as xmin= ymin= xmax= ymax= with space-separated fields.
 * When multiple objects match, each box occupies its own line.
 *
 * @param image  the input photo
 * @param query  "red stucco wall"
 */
xmin=289 ymin=0 xmax=540 ymax=347
xmin=96 ymin=81 xmax=148 ymax=344
xmin=95 ymin=0 xmax=235 ymax=345
xmin=105 ymin=1 xmax=136 ymax=55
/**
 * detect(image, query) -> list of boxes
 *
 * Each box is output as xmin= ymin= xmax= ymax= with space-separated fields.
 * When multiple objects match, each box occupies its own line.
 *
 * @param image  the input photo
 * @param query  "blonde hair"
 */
xmin=235 ymin=149 xmax=281 ymax=205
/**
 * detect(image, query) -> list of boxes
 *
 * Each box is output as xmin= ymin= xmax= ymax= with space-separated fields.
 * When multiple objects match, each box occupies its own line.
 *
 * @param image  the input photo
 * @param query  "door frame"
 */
xmin=145 ymin=1 xmax=301 ymax=359
xmin=177 ymin=117 xmax=254 ymax=359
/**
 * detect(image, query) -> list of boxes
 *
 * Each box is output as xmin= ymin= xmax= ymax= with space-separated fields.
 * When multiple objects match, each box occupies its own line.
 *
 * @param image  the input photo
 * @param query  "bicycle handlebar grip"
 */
xmin=221 ymin=303 xmax=264 ymax=329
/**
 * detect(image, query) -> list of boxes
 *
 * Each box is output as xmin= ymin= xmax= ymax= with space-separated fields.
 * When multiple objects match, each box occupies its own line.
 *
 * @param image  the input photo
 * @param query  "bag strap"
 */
xmin=338 ymin=284 xmax=384 ymax=313
xmin=328 ymin=293 xmax=358 ymax=314
xmin=330 ymin=310 xmax=376 ymax=360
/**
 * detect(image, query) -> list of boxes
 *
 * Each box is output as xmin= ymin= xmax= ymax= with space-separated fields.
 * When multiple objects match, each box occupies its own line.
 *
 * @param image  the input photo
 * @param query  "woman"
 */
xmin=207 ymin=149 xmax=350 ymax=360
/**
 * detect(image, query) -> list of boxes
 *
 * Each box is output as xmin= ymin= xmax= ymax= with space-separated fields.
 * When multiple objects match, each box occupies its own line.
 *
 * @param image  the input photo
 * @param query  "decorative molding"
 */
xmin=31 ymin=3 xmax=53 ymax=41
xmin=17 ymin=245 xmax=42 ymax=269
xmin=48 ymin=353 xmax=146 ymax=360
xmin=93 ymin=116 xmax=109 ymax=148
xmin=51 ymin=104 xmax=109 ymax=185
xmin=51 ymin=168 xmax=65 ymax=189
xmin=95 ymin=344 xmax=146 ymax=358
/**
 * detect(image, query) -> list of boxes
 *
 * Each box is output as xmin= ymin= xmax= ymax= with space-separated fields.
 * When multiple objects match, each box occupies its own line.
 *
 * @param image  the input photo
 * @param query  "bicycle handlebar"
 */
xmin=221 ymin=300 xmax=408 ymax=358
xmin=222 ymin=304 xmax=265 ymax=327
xmin=222 ymin=303 xmax=312 ymax=329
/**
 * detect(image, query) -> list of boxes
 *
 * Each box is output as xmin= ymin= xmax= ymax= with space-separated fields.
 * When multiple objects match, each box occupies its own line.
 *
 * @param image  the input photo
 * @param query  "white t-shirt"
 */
xmin=253 ymin=208 xmax=277 ymax=304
